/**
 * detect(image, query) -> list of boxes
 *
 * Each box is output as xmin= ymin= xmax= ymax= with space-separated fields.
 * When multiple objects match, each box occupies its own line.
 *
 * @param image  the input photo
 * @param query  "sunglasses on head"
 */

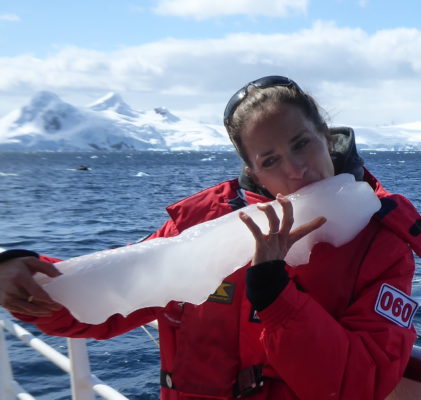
xmin=223 ymin=75 xmax=302 ymax=128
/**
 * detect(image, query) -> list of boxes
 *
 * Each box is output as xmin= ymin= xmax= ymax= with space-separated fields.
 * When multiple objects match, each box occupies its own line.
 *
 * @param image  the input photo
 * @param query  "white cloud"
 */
xmin=0 ymin=13 xmax=20 ymax=22
xmin=1 ymin=22 xmax=421 ymax=126
xmin=153 ymin=0 xmax=308 ymax=19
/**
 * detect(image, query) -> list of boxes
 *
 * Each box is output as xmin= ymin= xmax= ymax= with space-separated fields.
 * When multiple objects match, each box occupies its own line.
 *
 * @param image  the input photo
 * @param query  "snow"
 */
xmin=88 ymin=92 xmax=139 ymax=118
xmin=0 ymin=91 xmax=420 ymax=152
xmin=353 ymin=123 xmax=421 ymax=151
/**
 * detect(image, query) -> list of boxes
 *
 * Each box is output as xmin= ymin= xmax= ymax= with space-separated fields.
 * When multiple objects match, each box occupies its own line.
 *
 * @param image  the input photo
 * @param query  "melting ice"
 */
xmin=36 ymin=174 xmax=381 ymax=324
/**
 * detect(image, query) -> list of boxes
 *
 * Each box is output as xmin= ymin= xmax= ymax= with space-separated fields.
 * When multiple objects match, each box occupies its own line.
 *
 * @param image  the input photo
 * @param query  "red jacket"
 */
xmin=17 ymin=171 xmax=419 ymax=400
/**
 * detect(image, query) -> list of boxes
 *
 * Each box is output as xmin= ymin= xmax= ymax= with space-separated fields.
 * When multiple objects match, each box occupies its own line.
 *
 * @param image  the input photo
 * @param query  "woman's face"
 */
xmin=242 ymin=103 xmax=335 ymax=196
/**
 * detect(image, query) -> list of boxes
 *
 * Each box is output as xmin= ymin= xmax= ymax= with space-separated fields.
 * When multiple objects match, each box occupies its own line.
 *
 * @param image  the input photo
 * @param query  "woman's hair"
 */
xmin=225 ymin=85 xmax=329 ymax=166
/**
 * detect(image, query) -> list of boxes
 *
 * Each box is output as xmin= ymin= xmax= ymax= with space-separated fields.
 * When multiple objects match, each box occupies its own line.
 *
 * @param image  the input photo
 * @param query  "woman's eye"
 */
xmin=294 ymin=138 xmax=310 ymax=150
xmin=262 ymin=157 xmax=278 ymax=168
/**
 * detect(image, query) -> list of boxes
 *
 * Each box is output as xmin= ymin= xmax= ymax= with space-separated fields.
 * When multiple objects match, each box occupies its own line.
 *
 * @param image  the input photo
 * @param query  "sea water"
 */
xmin=0 ymin=151 xmax=420 ymax=399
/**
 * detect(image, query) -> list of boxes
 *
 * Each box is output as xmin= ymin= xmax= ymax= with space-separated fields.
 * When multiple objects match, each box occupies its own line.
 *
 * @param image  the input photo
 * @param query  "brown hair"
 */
xmin=225 ymin=85 xmax=330 ymax=166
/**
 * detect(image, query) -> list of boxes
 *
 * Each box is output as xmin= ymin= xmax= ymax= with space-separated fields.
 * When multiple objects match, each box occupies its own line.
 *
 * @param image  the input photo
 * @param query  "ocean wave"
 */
xmin=0 ymin=172 xmax=18 ymax=176
xmin=135 ymin=171 xmax=150 ymax=177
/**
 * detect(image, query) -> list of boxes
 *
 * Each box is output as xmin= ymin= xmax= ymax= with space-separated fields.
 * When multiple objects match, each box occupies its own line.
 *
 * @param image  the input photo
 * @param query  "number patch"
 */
xmin=375 ymin=284 xmax=419 ymax=328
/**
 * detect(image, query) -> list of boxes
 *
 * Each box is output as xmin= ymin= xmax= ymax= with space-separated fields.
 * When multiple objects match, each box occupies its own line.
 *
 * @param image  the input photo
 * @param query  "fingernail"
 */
xmin=46 ymin=305 xmax=61 ymax=311
xmin=37 ymin=313 xmax=53 ymax=317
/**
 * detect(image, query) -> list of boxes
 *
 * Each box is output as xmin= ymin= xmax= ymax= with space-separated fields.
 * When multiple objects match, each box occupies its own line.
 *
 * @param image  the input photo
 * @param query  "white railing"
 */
xmin=3 ymin=313 xmax=420 ymax=400
xmin=0 ymin=316 xmax=158 ymax=400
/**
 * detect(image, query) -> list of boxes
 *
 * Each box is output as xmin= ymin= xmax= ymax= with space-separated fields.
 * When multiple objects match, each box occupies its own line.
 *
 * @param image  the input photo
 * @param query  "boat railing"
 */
xmin=1 ymin=314 xmax=420 ymax=399
xmin=0 ymin=316 xmax=158 ymax=400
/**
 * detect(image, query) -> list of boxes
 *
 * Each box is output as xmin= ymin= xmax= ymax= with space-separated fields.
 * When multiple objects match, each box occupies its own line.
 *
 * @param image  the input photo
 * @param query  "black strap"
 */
xmin=0 ymin=249 xmax=39 ymax=264
xmin=161 ymin=365 xmax=266 ymax=397
xmin=160 ymin=370 xmax=176 ymax=390
xmin=233 ymin=365 xmax=264 ymax=398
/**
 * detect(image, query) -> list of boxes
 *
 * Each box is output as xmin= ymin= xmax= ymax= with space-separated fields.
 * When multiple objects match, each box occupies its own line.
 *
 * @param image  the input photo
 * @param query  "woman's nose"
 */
xmin=283 ymin=157 xmax=307 ymax=179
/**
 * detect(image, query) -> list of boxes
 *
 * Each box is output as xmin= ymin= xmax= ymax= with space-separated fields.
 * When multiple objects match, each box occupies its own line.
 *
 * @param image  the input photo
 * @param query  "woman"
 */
xmin=0 ymin=76 xmax=420 ymax=399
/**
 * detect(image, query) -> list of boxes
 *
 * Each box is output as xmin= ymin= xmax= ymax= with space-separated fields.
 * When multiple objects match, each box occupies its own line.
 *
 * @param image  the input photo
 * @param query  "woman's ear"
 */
xmin=328 ymin=140 xmax=333 ymax=154
xmin=245 ymin=166 xmax=263 ymax=187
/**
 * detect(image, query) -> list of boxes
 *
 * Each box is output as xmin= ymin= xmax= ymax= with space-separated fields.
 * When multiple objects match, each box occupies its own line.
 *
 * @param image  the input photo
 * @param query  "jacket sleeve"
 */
xmin=258 ymin=229 xmax=417 ymax=400
xmin=14 ymin=219 xmax=181 ymax=340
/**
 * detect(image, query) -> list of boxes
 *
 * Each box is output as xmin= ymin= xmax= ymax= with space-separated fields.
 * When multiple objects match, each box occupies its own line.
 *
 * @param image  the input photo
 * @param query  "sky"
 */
xmin=1 ymin=0 xmax=421 ymax=127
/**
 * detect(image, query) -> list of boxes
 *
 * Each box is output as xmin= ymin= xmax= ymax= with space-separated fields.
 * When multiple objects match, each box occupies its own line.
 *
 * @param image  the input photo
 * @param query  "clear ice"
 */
xmin=35 ymin=174 xmax=381 ymax=324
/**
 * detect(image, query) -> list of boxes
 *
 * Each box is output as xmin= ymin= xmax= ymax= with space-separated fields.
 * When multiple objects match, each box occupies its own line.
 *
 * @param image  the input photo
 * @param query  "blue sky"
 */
xmin=2 ymin=0 xmax=421 ymax=56
xmin=1 ymin=0 xmax=421 ymax=126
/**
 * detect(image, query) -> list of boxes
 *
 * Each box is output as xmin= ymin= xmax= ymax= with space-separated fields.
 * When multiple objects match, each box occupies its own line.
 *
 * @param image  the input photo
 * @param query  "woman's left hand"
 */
xmin=239 ymin=194 xmax=326 ymax=266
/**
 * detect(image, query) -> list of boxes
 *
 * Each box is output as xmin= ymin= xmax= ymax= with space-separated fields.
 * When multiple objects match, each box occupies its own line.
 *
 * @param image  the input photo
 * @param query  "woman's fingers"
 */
xmin=239 ymin=211 xmax=264 ymax=242
xmin=289 ymin=216 xmax=327 ymax=244
xmin=0 ymin=257 xmax=62 ymax=316
xmin=26 ymin=257 xmax=62 ymax=278
xmin=242 ymin=198 xmax=292 ymax=241
xmin=256 ymin=203 xmax=280 ymax=234
xmin=277 ymin=195 xmax=294 ymax=237
xmin=6 ymin=298 xmax=59 ymax=316
xmin=1 ymin=280 xmax=60 ymax=315
xmin=19 ymin=275 xmax=61 ymax=308
xmin=14 ymin=258 xmax=61 ymax=306
xmin=240 ymin=200 xmax=326 ymax=266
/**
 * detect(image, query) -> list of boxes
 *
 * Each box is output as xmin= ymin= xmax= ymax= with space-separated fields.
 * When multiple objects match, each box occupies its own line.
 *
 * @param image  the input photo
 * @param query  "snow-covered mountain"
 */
xmin=353 ymin=123 xmax=421 ymax=151
xmin=0 ymin=91 xmax=420 ymax=151
xmin=0 ymin=92 xmax=231 ymax=151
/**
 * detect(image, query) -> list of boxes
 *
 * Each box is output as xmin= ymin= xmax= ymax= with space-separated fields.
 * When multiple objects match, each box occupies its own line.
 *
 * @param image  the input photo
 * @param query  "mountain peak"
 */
xmin=29 ymin=91 xmax=61 ymax=109
xmin=90 ymin=92 xmax=123 ymax=107
xmin=88 ymin=92 xmax=138 ymax=117
xmin=154 ymin=106 xmax=180 ymax=123
xmin=14 ymin=91 xmax=70 ymax=125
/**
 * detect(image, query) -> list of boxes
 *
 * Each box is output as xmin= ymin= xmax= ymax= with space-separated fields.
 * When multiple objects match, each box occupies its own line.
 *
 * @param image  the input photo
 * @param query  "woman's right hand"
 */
xmin=240 ymin=194 xmax=326 ymax=266
xmin=0 ymin=257 xmax=62 ymax=316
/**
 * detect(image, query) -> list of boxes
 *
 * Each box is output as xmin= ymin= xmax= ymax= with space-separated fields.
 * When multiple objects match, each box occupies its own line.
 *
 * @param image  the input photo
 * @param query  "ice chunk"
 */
xmin=36 ymin=174 xmax=381 ymax=324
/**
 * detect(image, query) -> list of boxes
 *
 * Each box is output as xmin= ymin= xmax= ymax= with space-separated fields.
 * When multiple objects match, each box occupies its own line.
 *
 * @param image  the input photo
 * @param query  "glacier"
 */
xmin=0 ymin=91 xmax=232 ymax=152
xmin=0 ymin=91 xmax=420 ymax=152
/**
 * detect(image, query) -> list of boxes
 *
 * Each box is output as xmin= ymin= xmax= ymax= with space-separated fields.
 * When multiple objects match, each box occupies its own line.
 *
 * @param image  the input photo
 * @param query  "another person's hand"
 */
xmin=239 ymin=194 xmax=326 ymax=265
xmin=0 ymin=257 xmax=62 ymax=316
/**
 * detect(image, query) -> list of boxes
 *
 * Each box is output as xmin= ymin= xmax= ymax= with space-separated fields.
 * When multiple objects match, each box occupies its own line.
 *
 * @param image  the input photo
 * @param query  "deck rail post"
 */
xmin=68 ymin=338 xmax=96 ymax=400
xmin=0 ymin=324 xmax=16 ymax=400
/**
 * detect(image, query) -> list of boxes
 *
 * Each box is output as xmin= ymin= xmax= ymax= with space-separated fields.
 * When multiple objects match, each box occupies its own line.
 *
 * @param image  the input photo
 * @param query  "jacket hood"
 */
xmin=329 ymin=126 xmax=364 ymax=180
